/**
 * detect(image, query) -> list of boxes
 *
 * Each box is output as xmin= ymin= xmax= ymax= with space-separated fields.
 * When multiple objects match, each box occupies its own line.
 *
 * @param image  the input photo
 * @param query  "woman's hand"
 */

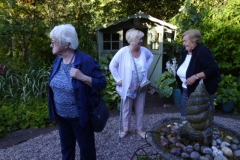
xmin=70 ymin=68 xmax=85 ymax=80
xmin=185 ymin=75 xmax=197 ymax=85
xmin=70 ymin=68 xmax=92 ymax=87
xmin=117 ymin=80 xmax=122 ymax=86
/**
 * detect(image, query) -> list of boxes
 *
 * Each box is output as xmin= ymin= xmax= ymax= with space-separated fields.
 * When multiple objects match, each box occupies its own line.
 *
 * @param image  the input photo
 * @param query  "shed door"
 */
xmin=147 ymin=26 xmax=164 ymax=89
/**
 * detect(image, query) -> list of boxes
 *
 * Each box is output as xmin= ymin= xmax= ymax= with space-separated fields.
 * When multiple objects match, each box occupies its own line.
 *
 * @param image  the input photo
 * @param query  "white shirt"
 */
xmin=177 ymin=54 xmax=192 ymax=88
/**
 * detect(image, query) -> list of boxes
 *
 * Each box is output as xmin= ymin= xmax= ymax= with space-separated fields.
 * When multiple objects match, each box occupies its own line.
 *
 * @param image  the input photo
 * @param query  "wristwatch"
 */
xmin=195 ymin=74 xmax=199 ymax=79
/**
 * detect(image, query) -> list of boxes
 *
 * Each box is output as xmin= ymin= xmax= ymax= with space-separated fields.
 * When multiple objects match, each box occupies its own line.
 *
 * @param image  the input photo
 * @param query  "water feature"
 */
xmin=146 ymin=82 xmax=240 ymax=159
xmin=147 ymin=118 xmax=240 ymax=159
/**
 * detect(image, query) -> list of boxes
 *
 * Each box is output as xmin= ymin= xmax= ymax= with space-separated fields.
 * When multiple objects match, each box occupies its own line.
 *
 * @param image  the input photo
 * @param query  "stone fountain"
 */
xmin=180 ymin=80 xmax=214 ymax=146
xmin=147 ymin=82 xmax=240 ymax=160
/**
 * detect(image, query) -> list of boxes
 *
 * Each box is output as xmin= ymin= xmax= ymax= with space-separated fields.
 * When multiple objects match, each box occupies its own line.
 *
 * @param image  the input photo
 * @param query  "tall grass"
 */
xmin=0 ymin=66 xmax=50 ymax=103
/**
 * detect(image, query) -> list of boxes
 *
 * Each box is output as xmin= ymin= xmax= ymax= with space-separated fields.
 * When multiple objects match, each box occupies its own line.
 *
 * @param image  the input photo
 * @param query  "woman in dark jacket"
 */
xmin=176 ymin=29 xmax=220 ymax=119
xmin=48 ymin=24 xmax=107 ymax=160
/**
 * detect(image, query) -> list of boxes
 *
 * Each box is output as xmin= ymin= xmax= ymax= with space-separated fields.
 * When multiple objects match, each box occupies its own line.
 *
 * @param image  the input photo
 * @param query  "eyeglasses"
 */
xmin=50 ymin=41 xmax=59 ymax=46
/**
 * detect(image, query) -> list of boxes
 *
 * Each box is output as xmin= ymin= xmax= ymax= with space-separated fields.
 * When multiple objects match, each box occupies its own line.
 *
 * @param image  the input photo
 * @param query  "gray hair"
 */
xmin=125 ymin=28 xmax=144 ymax=45
xmin=182 ymin=29 xmax=202 ymax=44
xmin=49 ymin=24 xmax=79 ymax=50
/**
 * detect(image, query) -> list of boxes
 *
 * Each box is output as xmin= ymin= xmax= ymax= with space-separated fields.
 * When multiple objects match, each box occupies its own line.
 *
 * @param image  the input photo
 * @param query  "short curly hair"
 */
xmin=49 ymin=24 xmax=79 ymax=50
xmin=125 ymin=28 xmax=144 ymax=45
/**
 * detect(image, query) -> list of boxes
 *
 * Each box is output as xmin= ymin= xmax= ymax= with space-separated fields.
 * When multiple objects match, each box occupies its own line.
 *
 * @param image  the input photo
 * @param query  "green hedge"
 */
xmin=0 ymin=99 xmax=53 ymax=138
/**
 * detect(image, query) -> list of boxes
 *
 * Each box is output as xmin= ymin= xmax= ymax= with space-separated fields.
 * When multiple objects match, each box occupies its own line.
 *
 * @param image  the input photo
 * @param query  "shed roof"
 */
xmin=95 ymin=13 xmax=178 ymax=31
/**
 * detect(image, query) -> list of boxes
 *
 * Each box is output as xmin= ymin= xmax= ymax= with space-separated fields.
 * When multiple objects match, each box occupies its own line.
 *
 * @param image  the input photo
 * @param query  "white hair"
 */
xmin=125 ymin=28 xmax=144 ymax=45
xmin=49 ymin=24 xmax=79 ymax=50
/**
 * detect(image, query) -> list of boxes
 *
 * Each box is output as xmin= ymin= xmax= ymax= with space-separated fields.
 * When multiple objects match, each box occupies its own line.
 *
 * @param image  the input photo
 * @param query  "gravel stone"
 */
xmin=0 ymin=112 xmax=239 ymax=160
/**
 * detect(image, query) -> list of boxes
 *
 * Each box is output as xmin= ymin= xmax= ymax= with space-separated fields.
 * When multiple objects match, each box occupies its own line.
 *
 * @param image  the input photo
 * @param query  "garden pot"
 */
xmin=222 ymin=101 xmax=234 ymax=113
xmin=173 ymin=88 xmax=182 ymax=107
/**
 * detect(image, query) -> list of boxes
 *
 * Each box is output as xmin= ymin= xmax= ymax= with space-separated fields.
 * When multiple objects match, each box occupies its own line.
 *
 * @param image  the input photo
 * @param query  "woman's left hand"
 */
xmin=185 ymin=75 xmax=197 ymax=85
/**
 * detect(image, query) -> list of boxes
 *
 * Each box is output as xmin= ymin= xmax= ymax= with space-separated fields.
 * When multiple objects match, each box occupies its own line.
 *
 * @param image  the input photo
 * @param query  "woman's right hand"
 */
xmin=117 ymin=80 xmax=122 ymax=86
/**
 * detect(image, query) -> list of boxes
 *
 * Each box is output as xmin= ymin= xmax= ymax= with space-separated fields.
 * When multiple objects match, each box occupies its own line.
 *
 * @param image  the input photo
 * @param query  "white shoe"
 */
xmin=119 ymin=131 xmax=128 ymax=138
xmin=137 ymin=130 xmax=146 ymax=139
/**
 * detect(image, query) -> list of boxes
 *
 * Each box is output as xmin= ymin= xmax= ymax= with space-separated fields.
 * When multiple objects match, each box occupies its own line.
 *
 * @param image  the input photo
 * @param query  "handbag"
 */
xmin=130 ymin=50 xmax=151 ymax=94
xmin=79 ymin=53 xmax=109 ymax=132
xmin=138 ymin=81 xmax=151 ymax=93
xmin=87 ymin=95 xmax=109 ymax=132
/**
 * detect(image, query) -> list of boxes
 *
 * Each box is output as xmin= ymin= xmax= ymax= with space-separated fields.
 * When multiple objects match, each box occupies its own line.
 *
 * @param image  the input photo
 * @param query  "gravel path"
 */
xmin=0 ymin=111 xmax=239 ymax=160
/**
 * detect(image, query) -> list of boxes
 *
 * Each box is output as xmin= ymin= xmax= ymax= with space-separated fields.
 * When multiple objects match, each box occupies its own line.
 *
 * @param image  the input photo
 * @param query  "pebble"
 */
xmin=170 ymin=148 xmax=181 ymax=156
xmin=234 ymin=149 xmax=240 ymax=157
xmin=221 ymin=146 xmax=233 ymax=157
xmin=202 ymin=147 xmax=212 ymax=155
xmin=220 ymin=141 xmax=230 ymax=148
xmin=194 ymin=143 xmax=201 ymax=151
xmin=190 ymin=151 xmax=201 ymax=159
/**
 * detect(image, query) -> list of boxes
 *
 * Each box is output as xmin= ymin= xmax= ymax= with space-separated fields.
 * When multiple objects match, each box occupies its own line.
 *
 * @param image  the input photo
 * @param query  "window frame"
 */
xmin=103 ymin=33 xmax=120 ymax=51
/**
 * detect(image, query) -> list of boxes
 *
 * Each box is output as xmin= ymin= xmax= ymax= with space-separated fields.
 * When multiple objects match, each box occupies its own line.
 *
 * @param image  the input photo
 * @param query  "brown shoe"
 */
xmin=119 ymin=131 xmax=128 ymax=138
xmin=136 ymin=130 xmax=146 ymax=139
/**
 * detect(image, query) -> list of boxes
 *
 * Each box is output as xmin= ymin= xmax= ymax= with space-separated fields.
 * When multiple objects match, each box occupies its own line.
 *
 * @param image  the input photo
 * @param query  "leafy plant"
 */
xmin=216 ymin=74 xmax=240 ymax=105
xmin=99 ymin=53 xmax=120 ymax=110
xmin=155 ymin=58 xmax=178 ymax=98
xmin=0 ymin=66 xmax=50 ymax=103
xmin=0 ymin=99 xmax=53 ymax=138
xmin=155 ymin=71 xmax=178 ymax=98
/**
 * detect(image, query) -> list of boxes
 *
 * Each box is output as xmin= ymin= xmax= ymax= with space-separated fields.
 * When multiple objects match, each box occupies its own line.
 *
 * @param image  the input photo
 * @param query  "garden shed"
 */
xmin=95 ymin=13 xmax=178 ymax=89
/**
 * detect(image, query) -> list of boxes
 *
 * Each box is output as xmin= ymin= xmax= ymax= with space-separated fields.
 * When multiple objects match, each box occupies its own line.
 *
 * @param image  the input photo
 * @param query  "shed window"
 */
xmin=103 ymin=33 xmax=119 ymax=50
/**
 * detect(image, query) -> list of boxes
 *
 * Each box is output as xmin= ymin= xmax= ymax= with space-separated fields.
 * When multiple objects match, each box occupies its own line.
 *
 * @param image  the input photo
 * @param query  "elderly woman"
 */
xmin=109 ymin=28 xmax=154 ymax=139
xmin=48 ymin=24 xmax=106 ymax=160
xmin=176 ymin=29 xmax=220 ymax=119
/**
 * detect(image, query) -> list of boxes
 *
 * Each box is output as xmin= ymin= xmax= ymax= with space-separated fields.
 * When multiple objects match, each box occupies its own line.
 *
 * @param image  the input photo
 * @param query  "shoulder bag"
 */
xmin=86 ymin=94 xmax=109 ymax=132
xmin=79 ymin=53 xmax=109 ymax=132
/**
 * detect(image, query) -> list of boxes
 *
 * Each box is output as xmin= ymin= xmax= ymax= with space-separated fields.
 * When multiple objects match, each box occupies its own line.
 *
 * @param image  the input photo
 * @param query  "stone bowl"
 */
xmin=146 ymin=117 xmax=240 ymax=160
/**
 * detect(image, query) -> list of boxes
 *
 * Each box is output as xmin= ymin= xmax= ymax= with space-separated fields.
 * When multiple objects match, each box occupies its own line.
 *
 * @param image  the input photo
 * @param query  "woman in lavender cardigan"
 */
xmin=109 ymin=28 xmax=154 ymax=139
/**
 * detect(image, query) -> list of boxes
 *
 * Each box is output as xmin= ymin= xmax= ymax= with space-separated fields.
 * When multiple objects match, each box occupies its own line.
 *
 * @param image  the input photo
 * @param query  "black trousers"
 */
xmin=58 ymin=116 xmax=96 ymax=160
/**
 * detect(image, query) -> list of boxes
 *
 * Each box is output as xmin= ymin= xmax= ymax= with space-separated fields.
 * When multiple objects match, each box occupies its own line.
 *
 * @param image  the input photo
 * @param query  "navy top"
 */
xmin=176 ymin=44 xmax=220 ymax=97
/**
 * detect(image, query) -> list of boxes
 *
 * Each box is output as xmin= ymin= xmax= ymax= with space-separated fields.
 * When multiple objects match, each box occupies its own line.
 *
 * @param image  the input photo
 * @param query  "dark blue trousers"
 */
xmin=181 ymin=88 xmax=188 ymax=116
xmin=58 ymin=116 xmax=96 ymax=160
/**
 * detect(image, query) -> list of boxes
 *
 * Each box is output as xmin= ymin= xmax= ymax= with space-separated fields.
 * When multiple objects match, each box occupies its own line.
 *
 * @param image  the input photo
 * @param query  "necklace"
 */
xmin=61 ymin=53 xmax=75 ymax=76
xmin=69 ymin=53 xmax=75 ymax=64
xmin=64 ymin=53 xmax=75 ymax=64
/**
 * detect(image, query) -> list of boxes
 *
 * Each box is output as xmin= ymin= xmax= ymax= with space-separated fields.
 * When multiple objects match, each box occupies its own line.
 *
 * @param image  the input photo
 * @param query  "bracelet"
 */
xmin=195 ymin=74 xmax=199 ymax=79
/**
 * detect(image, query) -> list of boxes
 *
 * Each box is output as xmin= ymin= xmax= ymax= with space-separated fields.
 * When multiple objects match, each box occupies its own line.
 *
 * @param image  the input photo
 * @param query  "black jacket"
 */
xmin=176 ymin=44 xmax=220 ymax=97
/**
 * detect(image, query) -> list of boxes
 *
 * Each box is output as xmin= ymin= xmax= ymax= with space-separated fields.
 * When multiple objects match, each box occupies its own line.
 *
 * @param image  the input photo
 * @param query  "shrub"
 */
xmin=99 ymin=53 xmax=120 ymax=110
xmin=0 ymin=99 xmax=53 ymax=138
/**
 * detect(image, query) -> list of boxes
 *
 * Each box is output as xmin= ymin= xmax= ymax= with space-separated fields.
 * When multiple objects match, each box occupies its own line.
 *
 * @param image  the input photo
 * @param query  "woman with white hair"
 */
xmin=48 ymin=24 xmax=106 ymax=160
xmin=109 ymin=28 xmax=154 ymax=139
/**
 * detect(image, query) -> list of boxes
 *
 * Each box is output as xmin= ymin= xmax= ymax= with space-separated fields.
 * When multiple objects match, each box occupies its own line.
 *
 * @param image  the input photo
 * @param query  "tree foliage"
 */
xmin=119 ymin=0 xmax=184 ymax=21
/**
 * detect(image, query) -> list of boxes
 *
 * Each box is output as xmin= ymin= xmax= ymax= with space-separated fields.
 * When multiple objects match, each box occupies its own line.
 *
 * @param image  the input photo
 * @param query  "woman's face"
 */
xmin=182 ymin=35 xmax=196 ymax=53
xmin=50 ymin=38 xmax=66 ymax=55
xmin=133 ymin=37 xmax=143 ymax=48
